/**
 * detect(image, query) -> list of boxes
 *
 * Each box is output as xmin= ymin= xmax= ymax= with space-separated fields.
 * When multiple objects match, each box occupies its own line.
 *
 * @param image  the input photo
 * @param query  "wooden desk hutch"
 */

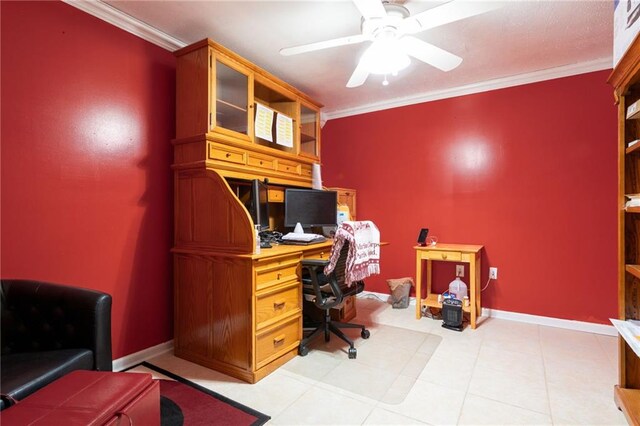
xmin=172 ymin=39 xmax=328 ymax=383
xmin=610 ymin=34 xmax=640 ymax=423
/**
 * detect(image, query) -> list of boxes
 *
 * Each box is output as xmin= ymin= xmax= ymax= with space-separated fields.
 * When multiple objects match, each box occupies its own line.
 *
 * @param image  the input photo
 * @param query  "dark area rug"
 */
xmin=135 ymin=362 xmax=270 ymax=426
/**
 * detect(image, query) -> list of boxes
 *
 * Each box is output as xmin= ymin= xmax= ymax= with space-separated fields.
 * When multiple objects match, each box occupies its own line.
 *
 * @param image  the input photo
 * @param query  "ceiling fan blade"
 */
xmin=346 ymin=59 xmax=370 ymax=88
xmin=400 ymin=36 xmax=462 ymax=71
xmin=280 ymin=34 xmax=367 ymax=56
xmin=352 ymin=0 xmax=387 ymax=20
xmin=400 ymin=1 xmax=502 ymax=34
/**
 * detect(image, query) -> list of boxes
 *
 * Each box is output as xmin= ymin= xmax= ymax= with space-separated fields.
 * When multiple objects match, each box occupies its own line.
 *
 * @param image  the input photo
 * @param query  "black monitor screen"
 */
xmin=284 ymin=189 xmax=337 ymax=228
xmin=249 ymin=179 xmax=270 ymax=231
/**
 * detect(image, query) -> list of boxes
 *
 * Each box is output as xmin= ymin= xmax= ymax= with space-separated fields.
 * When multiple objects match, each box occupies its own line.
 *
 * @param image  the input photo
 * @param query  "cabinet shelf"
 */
xmin=626 ymin=264 xmax=640 ymax=279
xmin=626 ymin=207 xmax=640 ymax=213
xmin=626 ymin=141 xmax=640 ymax=155
xmin=300 ymin=133 xmax=316 ymax=143
xmin=422 ymin=293 xmax=471 ymax=314
xmin=614 ymin=386 xmax=640 ymax=426
xmin=217 ymin=98 xmax=247 ymax=113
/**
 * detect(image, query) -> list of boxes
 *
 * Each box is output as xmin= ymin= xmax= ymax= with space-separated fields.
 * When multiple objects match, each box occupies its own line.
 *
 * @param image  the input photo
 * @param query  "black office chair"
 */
xmin=298 ymin=241 xmax=370 ymax=359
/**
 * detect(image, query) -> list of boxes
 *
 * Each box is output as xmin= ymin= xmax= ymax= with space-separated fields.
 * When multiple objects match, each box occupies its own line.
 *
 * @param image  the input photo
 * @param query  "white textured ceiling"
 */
xmin=102 ymin=0 xmax=613 ymax=117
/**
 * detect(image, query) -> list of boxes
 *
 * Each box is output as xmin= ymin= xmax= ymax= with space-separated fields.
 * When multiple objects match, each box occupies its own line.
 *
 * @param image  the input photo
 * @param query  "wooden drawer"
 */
xmin=255 ymin=317 xmax=300 ymax=368
xmin=277 ymin=160 xmax=301 ymax=175
xmin=255 ymin=255 xmax=300 ymax=291
xmin=331 ymin=295 xmax=356 ymax=322
xmin=208 ymin=144 xmax=246 ymax=165
xmin=268 ymin=188 xmax=284 ymax=203
xmin=301 ymin=164 xmax=312 ymax=178
xmin=426 ymin=250 xmax=462 ymax=262
xmin=247 ymin=153 xmax=276 ymax=171
xmin=255 ymin=253 xmax=300 ymax=270
xmin=256 ymin=281 xmax=301 ymax=330
xmin=304 ymin=248 xmax=330 ymax=261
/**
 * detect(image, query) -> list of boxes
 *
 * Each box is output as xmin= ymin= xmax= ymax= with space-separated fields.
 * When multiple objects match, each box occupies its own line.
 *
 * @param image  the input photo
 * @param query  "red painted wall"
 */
xmin=322 ymin=71 xmax=617 ymax=324
xmin=1 ymin=1 xmax=176 ymax=358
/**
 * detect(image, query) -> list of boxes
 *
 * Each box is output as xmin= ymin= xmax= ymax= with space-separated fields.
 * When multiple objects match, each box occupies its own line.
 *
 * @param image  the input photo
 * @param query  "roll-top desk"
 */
xmin=172 ymin=39 xmax=326 ymax=383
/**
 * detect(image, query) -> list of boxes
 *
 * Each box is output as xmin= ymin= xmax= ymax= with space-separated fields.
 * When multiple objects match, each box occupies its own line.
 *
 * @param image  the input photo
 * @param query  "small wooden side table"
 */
xmin=414 ymin=243 xmax=484 ymax=329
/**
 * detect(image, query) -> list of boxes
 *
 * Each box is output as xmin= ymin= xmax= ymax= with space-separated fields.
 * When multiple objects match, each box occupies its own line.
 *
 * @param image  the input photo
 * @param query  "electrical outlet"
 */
xmin=489 ymin=267 xmax=498 ymax=280
xmin=456 ymin=265 xmax=464 ymax=277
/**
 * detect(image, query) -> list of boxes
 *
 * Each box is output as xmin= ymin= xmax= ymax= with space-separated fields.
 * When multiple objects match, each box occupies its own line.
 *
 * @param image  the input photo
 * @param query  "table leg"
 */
xmin=415 ymin=252 xmax=422 ymax=319
xmin=426 ymin=259 xmax=433 ymax=298
xmin=475 ymin=253 xmax=482 ymax=324
xmin=469 ymin=256 xmax=477 ymax=329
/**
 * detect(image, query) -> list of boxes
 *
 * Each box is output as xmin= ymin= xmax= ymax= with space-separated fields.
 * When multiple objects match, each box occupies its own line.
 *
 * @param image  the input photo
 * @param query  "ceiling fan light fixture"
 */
xmin=360 ymin=38 xmax=410 ymax=75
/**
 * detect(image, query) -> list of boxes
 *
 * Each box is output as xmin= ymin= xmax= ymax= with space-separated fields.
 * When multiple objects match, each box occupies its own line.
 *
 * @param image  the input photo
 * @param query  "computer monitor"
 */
xmin=249 ymin=179 xmax=270 ymax=231
xmin=284 ymin=188 xmax=337 ymax=228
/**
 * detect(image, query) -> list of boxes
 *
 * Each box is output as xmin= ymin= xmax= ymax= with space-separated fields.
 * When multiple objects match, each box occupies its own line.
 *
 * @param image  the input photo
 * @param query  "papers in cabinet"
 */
xmin=628 ymin=99 xmax=640 ymax=120
xmin=626 ymin=194 xmax=640 ymax=209
xmin=255 ymin=103 xmax=274 ymax=142
xmin=611 ymin=319 xmax=640 ymax=358
xmin=276 ymin=113 xmax=293 ymax=148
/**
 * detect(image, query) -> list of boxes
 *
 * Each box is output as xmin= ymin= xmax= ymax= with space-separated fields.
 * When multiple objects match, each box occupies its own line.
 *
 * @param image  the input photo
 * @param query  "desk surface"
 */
xmin=414 ymin=243 xmax=483 ymax=253
xmin=255 ymin=240 xmax=388 ymax=260
xmin=253 ymin=240 xmax=333 ymax=259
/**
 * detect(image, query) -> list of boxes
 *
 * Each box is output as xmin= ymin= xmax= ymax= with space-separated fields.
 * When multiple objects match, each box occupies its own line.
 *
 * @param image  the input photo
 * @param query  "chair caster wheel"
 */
xmin=298 ymin=345 xmax=309 ymax=356
xmin=361 ymin=329 xmax=370 ymax=339
xmin=348 ymin=347 xmax=357 ymax=359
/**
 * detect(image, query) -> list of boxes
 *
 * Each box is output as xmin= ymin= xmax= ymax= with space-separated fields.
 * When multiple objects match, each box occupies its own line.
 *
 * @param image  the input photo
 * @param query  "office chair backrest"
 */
xmin=331 ymin=241 xmax=350 ymax=289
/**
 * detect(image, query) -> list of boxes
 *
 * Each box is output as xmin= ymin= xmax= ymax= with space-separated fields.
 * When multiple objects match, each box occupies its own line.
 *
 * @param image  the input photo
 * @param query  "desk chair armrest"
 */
xmin=300 ymin=259 xmax=329 ymax=267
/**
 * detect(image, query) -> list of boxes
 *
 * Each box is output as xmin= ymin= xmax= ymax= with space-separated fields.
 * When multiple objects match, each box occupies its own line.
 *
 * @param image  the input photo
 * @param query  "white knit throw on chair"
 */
xmin=324 ymin=221 xmax=380 ymax=286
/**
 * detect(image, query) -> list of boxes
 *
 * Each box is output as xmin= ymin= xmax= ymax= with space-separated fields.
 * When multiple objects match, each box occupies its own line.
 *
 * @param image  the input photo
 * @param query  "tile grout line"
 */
xmin=455 ymin=327 xmax=485 ymax=425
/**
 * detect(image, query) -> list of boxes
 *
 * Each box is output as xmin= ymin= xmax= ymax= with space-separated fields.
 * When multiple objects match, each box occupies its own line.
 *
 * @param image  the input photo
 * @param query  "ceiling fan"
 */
xmin=280 ymin=0 xmax=501 ymax=88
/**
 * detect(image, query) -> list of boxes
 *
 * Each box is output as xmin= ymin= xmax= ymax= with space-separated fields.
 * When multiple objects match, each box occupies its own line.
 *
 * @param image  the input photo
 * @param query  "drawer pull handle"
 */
xmin=273 ymin=301 xmax=286 ymax=310
xmin=225 ymin=153 xmax=231 ymax=158
xmin=442 ymin=254 xmax=448 ymax=259
xmin=260 ymin=161 xmax=263 ymax=165
xmin=273 ymin=334 xmax=285 ymax=346
xmin=277 ymin=273 xmax=282 ymax=280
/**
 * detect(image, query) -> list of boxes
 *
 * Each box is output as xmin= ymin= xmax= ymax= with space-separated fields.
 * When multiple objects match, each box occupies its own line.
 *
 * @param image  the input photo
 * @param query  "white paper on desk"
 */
xmin=276 ymin=113 xmax=293 ymax=148
xmin=611 ymin=319 xmax=640 ymax=358
xmin=255 ymin=103 xmax=274 ymax=142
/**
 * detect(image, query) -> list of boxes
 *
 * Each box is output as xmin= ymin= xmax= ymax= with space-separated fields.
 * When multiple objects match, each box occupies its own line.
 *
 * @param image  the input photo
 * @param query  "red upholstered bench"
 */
xmin=0 ymin=370 xmax=159 ymax=425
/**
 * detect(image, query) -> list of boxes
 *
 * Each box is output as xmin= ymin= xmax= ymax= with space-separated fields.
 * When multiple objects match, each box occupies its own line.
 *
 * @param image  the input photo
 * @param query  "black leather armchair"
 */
xmin=299 ymin=242 xmax=370 ymax=359
xmin=0 ymin=279 xmax=112 ymax=410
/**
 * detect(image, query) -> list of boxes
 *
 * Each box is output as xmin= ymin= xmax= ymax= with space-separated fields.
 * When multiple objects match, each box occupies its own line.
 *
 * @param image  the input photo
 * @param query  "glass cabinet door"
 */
xmin=212 ymin=56 xmax=250 ymax=138
xmin=299 ymin=103 xmax=319 ymax=159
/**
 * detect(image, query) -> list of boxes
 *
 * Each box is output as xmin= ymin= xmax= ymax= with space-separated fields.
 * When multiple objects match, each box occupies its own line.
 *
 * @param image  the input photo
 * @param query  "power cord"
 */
xmin=481 ymin=277 xmax=493 ymax=292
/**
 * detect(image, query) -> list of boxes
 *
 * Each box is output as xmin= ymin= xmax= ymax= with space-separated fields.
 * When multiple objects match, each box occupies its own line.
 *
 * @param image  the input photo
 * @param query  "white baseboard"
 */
xmin=112 ymin=340 xmax=174 ymax=372
xmin=113 ymin=292 xmax=616 ymax=369
xmin=359 ymin=291 xmax=616 ymax=336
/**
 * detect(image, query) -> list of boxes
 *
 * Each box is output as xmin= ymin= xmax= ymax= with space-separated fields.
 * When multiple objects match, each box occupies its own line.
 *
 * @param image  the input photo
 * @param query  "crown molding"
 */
xmin=325 ymin=57 xmax=613 ymax=120
xmin=62 ymin=0 xmax=186 ymax=51
xmin=63 ymin=1 xmax=611 ymax=122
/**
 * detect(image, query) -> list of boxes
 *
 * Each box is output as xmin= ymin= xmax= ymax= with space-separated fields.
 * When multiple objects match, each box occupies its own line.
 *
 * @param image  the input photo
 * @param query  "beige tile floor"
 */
xmin=140 ymin=296 xmax=627 ymax=425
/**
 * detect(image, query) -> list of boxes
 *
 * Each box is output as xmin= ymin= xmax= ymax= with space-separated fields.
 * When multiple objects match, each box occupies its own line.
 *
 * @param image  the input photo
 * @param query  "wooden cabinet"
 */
xmin=326 ymin=187 xmax=358 ymax=320
xmin=329 ymin=187 xmax=357 ymax=220
xmin=609 ymin=35 xmax=640 ymax=422
xmin=172 ymin=39 xmax=327 ymax=383
xmin=174 ymin=39 xmax=322 ymax=187
xmin=299 ymin=101 xmax=320 ymax=159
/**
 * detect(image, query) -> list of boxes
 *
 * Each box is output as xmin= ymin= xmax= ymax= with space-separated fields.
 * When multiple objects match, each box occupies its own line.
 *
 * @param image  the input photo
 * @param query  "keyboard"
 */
xmin=280 ymin=232 xmax=327 ymax=244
